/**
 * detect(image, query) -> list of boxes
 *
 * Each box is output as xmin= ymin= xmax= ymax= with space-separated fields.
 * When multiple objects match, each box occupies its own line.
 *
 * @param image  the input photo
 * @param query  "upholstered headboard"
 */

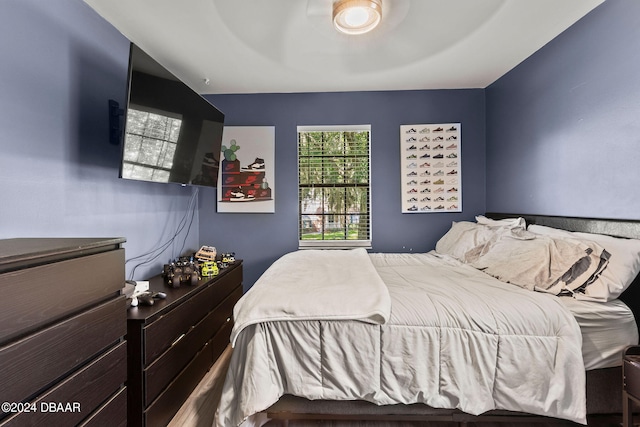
xmin=486 ymin=212 xmax=640 ymax=240
xmin=486 ymin=212 xmax=640 ymax=334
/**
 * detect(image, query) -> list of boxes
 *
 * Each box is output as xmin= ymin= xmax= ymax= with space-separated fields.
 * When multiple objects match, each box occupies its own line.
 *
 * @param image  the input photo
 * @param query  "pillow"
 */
xmin=475 ymin=215 xmax=526 ymax=229
xmin=552 ymin=242 xmax=610 ymax=295
xmin=475 ymin=215 xmax=536 ymax=241
xmin=468 ymin=231 xmax=592 ymax=293
xmin=528 ymin=224 xmax=640 ymax=301
xmin=435 ymin=221 xmax=496 ymax=262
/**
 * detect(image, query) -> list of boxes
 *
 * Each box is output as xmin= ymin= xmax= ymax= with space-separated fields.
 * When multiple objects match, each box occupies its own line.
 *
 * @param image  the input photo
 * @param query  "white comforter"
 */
xmin=216 ymin=251 xmax=586 ymax=426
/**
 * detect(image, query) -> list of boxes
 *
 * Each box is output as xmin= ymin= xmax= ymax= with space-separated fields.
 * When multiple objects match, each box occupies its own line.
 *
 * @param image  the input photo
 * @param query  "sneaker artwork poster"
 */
xmin=400 ymin=123 xmax=461 ymax=213
xmin=217 ymin=126 xmax=275 ymax=213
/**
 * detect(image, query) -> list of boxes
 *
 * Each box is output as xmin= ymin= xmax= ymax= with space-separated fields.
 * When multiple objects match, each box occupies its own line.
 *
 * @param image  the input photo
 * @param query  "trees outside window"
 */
xmin=298 ymin=125 xmax=371 ymax=249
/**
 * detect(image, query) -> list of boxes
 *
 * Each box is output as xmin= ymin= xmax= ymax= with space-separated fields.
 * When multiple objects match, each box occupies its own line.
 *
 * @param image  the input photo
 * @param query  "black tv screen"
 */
xmin=119 ymin=44 xmax=224 ymax=188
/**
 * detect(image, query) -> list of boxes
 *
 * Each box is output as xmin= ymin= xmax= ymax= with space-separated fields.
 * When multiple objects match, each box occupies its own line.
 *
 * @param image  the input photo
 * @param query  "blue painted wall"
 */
xmin=8 ymin=0 xmax=637 ymax=291
xmin=0 ymin=0 xmax=486 ymax=289
xmin=8 ymin=0 xmax=636 ymax=291
xmin=202 ymin=91 xmax=486 ymax=288
xmin=0 ymin=0 xmax=200 ymax=280
xmin=486 ymin=0 xmax=640 ymax=219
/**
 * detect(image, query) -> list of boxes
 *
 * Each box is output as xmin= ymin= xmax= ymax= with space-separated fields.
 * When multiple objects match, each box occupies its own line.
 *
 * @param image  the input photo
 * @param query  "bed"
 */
xmin=215 ymin=213 xmax=640 ymax=426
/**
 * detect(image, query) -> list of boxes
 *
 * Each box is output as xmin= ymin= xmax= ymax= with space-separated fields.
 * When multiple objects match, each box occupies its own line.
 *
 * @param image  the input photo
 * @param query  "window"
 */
xmin=298 ymin=125 xmax=371 ymax=249
xmin=122 ymin=108 xmax=182 ymax=182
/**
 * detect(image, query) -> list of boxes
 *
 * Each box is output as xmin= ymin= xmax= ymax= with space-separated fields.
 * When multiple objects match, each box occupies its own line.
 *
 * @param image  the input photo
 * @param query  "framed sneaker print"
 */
xmin=400 ymin=123 xmax=461 ymax=213
xmin=217 ymin=126 xmax=275 ymax=213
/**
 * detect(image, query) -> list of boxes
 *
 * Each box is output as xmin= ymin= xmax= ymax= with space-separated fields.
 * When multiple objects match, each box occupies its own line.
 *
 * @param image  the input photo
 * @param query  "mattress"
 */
xmin=559 ymin=296 xmax=638 ymax=370
xmin=217 ymin=251 xmax=588 ymax=426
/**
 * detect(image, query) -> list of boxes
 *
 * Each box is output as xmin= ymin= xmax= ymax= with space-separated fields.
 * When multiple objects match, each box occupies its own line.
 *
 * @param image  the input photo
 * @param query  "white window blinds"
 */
xmin=297 ymin=125 xmax=371 ymax=249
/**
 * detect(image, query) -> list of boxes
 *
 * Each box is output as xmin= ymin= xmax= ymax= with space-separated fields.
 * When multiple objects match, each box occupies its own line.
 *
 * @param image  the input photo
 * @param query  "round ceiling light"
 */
xmin=332 ymin=0 xmax=382 ymax=35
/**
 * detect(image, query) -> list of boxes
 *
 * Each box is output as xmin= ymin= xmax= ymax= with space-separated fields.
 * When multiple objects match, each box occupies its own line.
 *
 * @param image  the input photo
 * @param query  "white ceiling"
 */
xmin=83 ymin=0 xmax=604 ymax=95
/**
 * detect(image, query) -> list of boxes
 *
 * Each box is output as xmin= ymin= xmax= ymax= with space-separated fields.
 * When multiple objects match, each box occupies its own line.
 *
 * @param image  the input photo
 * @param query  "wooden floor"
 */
xmin=168 ymin=346 xmax=625 ymax=427
xmin=168 ymin=345 xmax=232 ymax=427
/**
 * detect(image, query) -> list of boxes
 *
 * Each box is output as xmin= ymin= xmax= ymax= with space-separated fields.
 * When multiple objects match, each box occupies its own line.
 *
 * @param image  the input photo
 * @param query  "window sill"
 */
xmin=298 ymin=240 xmax=372 ymax=250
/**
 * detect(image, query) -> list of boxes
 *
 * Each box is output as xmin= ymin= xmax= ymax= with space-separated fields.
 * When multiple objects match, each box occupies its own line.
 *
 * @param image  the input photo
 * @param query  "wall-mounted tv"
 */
xmin=118 ymin=43 xmax=224 ymax=188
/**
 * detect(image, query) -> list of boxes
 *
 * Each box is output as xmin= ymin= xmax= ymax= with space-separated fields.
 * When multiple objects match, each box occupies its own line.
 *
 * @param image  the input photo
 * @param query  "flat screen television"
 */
xmin=118 ymin=43 xmax=224 ymax=188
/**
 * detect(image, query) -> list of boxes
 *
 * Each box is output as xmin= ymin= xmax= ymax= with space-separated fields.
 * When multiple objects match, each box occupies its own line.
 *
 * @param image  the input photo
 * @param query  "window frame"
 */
xmin=297 ymin=125 xmax=372 ymax=250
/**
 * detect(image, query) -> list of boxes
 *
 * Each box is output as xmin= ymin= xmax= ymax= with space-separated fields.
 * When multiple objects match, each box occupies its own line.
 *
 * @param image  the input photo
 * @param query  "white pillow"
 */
xmin=528 ymin=224 xmax=640 ymax=301
xmin=468 ymin=231 xmax=591 ymax=293
xmin=435 ymin=221 xmax=496 ymax=262
xmin=475 ymin=215 xmax=536 ymax=242
xmin=475 ymin=215 xmax=526 ymax=229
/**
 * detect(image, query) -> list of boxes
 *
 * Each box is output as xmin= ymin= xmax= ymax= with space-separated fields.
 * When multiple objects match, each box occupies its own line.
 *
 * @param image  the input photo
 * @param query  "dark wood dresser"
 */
xmin=0 ymin=238 xmax=127 ymax=427
xmin=127 ymin=260 xmax=243 ymax=427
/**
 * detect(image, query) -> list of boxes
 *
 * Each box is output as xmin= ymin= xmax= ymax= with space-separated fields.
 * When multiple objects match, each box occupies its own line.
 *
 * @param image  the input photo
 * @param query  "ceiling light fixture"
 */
xmin=332 ymin=0 xmax=382 ymax=35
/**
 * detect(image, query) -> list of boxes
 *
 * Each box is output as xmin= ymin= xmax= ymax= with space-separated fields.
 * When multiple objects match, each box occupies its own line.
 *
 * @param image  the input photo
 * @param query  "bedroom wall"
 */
xmin=485 ymin=0 xmax=640 ymax=219
xmin=202 ymin=90 xmax=486 ymax=288
xmin=1 ymin=0 xmax=486 ymax=289
xmin=0 ymin=0 xmax=200 ymax=280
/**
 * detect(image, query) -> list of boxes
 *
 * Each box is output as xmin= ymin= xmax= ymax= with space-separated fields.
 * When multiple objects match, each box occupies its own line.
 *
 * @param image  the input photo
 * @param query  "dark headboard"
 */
xmin=486 ymin=212 xmax=640 ymax=239
xmin=486 ymin=212 xmax=640 ymax=335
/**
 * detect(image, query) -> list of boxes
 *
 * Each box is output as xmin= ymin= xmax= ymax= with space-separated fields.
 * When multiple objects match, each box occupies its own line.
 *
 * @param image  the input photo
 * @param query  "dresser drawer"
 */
xmin=144 ymin=286 xmax=240 ymax=405
xmin=145 ymin=343 xmax=213 ymax=427
xmin=79 ymin=387 xmax=127 ymax=427
xmin=0 ymin=341 xmax=126 ymax=427
xmin=0 ymin=249 xmax=125 ymax=343
xmin=144 ymin=308 xmax=213 ymax=405
xmin=210 ymin=264 xmax=243 ymax=309
xmin=144 ymin=284 xmax=215 ymax=364
xmin=209 ymin=286 xmax=241 ymax=362
xmin=211 ymin=316 xmax=233 ymax=362
xmin=143 ymin=268 xmax=240 ymax=364
xmin=0 ymin=297 xmax=126 ymax=405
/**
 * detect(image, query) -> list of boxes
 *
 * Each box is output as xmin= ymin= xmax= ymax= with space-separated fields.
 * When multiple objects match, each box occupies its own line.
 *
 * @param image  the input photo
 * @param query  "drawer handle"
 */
xmin=171 ymin=333 xmax=186 ymax=347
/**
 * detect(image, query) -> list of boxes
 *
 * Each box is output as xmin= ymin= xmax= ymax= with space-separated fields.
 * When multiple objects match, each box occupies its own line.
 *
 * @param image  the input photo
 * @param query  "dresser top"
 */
xmin=127 ymin=260 xmax=242 ymax=323
xmin=0 ymin=237 xmax=126 ymax=273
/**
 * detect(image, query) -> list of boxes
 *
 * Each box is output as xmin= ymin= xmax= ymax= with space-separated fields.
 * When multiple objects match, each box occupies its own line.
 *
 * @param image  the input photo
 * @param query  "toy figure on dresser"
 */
xmin=219 ymin=252 xmax=236 ymax=268
xmin=200 ymin=261 xmax=219 ymax=277
xmin=162 ymin=256 xmax=200 ymax=288
xmin=195 ymin=245 xmax=217 ymax=261
xmin=195 ymin=245 xmax=219 ymax=277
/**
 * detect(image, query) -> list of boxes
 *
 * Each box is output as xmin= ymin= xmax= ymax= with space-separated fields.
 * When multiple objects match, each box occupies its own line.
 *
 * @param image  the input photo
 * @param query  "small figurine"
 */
xmin=162 ymin=256 xmax=200 ymax=288
xmin=221 ymin=252 xmax=236 ymax=264
xmin=200 ymin=260 xmax=219 ymax=277
xmin=195 ymin=245 xmax=217 ymax=262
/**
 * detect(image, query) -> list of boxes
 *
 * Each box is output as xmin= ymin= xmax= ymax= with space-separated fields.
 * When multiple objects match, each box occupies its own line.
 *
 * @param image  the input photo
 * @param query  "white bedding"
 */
xmin=216 ymin=251 xmax=587 ymax=427
xmin=559 ymin=296 xmax=638 ymax=370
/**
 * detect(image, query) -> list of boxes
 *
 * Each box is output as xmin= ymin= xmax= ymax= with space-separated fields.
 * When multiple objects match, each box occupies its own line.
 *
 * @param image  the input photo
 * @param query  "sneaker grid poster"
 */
xmin=217 ymin=126 xmax=275 ymax=213
xmin=400 ymin=123 xmax=461 ymax=213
